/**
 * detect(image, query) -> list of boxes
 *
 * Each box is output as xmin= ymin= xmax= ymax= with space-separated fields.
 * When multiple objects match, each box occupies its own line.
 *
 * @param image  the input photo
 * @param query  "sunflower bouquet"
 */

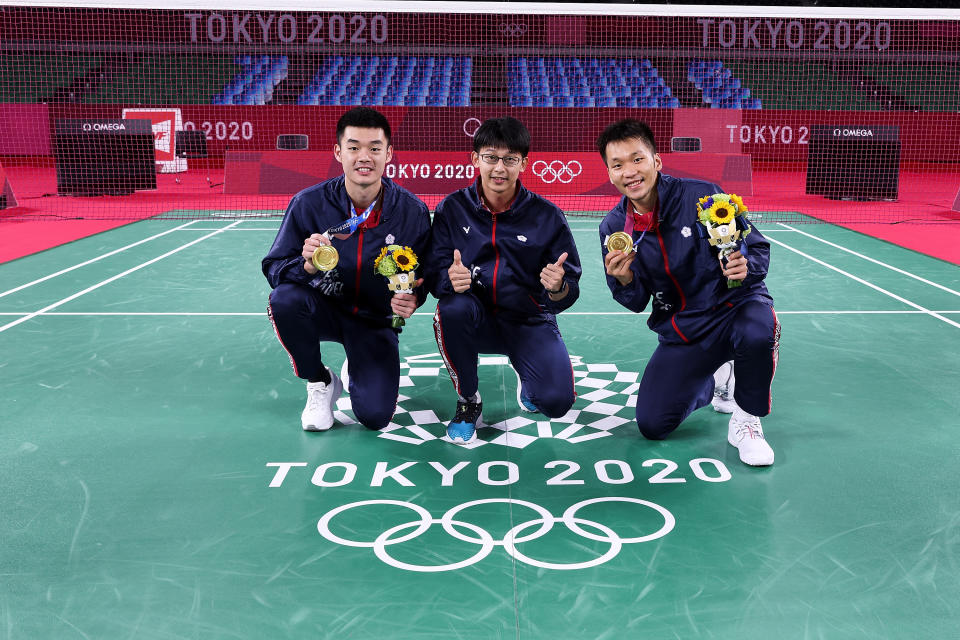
xmin=695 ymin=193 xmax=752 ymax=288
xmin=374 ymin=244 xmax=419 ymax=327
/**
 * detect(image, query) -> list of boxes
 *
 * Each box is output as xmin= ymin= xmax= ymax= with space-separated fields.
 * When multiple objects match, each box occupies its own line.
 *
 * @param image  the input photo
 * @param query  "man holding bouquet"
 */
xmin=429 ymin=117 xmax=582 ymax=444
xmin=263 ymin=107 xmax=431 ymax=432
xmin=596 ymin=118 xmax=779 ymax=466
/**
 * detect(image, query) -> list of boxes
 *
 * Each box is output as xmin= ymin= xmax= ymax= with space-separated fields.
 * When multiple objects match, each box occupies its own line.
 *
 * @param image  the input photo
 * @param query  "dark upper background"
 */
xmin=416 ymin=0 xmax=960 ymax=9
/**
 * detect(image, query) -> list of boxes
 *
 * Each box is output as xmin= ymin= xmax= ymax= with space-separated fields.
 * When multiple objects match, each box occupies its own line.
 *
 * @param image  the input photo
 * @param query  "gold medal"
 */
xmin=605 ymin=231 xmax=634 ymax=254
xmin=311 ymin=245 xmax=339 ymax=271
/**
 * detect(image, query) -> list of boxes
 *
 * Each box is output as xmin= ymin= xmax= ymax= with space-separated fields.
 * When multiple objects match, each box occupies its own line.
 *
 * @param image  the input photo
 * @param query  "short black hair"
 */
xmin=595 ymin=119 xmax=657 ymax=163
xmin=473 ymin=117 xmax=530 ymax=156
xmin=336 ymin=107 xmax=392 ymax=146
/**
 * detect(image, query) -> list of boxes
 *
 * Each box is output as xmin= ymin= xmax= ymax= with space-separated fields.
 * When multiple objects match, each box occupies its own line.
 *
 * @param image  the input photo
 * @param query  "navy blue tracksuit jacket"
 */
xmin=263 ymin=175 xmax=431 ymax=327
xmin=429 ymin=180 xmax=581 ymax=319
xmin=429 ymin=180 xmax=581 ymax=417
xmin=599 ymin=173 xmax=773 ymax=346
xmin=262 ymin=176 xmax=431 ymax=430
xmin=599 ymin=172 xmax=779 ymax=436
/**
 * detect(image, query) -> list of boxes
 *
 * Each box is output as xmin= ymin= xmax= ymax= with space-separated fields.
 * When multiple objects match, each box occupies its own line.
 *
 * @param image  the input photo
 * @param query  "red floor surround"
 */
xmin=1 ymin=165 xmax=958 ymax=265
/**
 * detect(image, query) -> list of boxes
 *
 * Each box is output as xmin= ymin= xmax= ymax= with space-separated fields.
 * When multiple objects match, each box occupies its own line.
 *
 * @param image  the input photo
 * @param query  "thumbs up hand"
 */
xmin=540 ymin=252 xmax=568 ymax=296
xmin=448 ymin=249 xmax=472 ymax=293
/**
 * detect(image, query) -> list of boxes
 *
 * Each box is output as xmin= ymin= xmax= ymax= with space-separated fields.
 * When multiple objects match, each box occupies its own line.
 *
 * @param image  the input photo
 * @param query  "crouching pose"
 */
xmin=430 ymin=117 xmax=582 ymax=444
xmin=596 ymin=118 xmax=779 ymax=466
xmin=263 ymin=107 xmax=431 ymax=432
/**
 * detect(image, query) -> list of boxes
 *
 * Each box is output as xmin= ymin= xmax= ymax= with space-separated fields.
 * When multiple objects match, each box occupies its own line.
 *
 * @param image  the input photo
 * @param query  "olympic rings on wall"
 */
xmin=317 ymin=497 xmax=675 ymax=572
xmin=498 ymin=22 xmax=528 ymax=37
xmin=462 ymin=117 xmax=482 ymax=138
xmin=531 ymin=160 xmax=583 ymax=184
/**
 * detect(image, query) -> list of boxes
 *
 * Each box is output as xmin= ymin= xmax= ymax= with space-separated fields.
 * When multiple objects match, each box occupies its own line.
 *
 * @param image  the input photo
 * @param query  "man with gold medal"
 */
xmin=597 ymin=119 xmax=779 ymax=466
xmin=263 ymin=107 xmax=431 ymax=433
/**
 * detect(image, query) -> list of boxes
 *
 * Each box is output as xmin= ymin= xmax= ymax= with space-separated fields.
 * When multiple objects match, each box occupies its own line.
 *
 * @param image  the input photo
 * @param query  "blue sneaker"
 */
xmin=447 ymin=395 xmax=482 ymax=444
xmin=518 ymin=390 xmax=539 ymax=413
xmin=513 ymin=366 xmax=540 ymax=413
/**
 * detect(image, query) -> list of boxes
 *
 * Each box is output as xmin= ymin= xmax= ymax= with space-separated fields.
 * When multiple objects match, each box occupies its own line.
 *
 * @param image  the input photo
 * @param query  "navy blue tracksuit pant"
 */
xmin=636 ymin=300 xmax=780 ymax=440
xmin=267 ymin=283 xmax=399 ymax=430
xmin=433 ymin=293 xmax=576 ymax=419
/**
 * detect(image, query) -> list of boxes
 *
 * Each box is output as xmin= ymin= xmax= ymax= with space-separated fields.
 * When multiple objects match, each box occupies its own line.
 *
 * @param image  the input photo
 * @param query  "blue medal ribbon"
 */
xmin=325 ymin=197 xmax=378 ymax=239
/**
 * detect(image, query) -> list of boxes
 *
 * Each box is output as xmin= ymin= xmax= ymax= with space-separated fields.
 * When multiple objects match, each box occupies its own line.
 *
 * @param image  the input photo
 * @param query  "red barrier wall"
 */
xmin=0 ymin=160 xmax=19 ymax=208
xmin=224 ymin=149 xmax=752 ymax=197
xmin=32 ymin=105 xmax=960 ymax=165
xmin=3 ymin=104 xmax=957 ymax=169
xmin=0 ymin=104 xmax=51 ymax=155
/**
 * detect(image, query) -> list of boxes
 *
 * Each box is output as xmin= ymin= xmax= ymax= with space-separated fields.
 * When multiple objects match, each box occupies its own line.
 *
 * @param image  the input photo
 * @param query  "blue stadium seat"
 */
xmin=504 ymin=56 xmax=681 ymax=108
xmin=214 ymin=55 xmax=290 ymax=105
xmin=687 ymin=59 xmax=757 ymax=109
xmin=293 ymin=55 xmax=471 ymax=107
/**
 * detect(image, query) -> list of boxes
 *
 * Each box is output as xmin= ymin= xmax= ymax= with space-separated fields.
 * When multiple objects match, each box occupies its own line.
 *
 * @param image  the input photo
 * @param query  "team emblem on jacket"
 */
xmin=681 ymin=226 xmax=692 ymax=238
xmin=517 ymin=235 xmax=527 ymax=242
xmin=652 ymin=291 xmax=672 ymax=312
xmin=386 ymin=234 xmax=395 ymax=244
xmin=462 ymin=226 xmax=470 ymax=235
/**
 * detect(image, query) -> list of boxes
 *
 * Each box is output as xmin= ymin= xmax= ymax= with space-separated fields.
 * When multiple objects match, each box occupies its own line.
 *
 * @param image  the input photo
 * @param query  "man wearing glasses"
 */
xmin=428 ymin=117 xmax=582 ymax=444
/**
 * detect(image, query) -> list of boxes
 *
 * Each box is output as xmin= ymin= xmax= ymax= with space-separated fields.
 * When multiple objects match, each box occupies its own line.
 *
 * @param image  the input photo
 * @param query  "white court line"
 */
xmin=567 ymin=227 xmax=795 ymax=235
xmin=0 ymin=312 xmax=269 ymax=316
xmin=182 ymin=224 xmax=792 ymax=233
xmin=0 ymin=221 xmax=242 ymax=334
xmin=767 ymin=235 xmax=960 ymax=329
xmin=0 ymin=220 xmax=200 ymax=300
xmin=778 ymin=223 xmax=960 ymax=297
xmin=0 ymin=310 xmax=958 ymax=318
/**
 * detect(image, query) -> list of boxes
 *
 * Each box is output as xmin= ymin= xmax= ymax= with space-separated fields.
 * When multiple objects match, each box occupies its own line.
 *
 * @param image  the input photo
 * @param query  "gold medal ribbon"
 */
xmin=310 ymin=194 xmax=380 ymax=271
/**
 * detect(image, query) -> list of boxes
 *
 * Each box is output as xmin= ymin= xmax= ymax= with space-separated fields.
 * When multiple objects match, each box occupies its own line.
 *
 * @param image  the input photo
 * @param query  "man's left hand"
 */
xmin=390 ymin=278 xmax=424 ymax=318
xmin=722 ymin=250 xmax=748 ymax=282
xmin=540 ymin=252 xmax=568 ymax=294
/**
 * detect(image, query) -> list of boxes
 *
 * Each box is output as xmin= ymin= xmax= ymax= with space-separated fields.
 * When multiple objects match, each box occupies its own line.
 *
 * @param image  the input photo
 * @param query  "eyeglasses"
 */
xmin=478 ymin=153 xmax=523 ymax=167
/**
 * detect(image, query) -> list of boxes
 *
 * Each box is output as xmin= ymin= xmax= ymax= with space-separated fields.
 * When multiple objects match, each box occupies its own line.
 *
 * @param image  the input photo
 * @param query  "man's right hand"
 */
xmin=302 ymin=233 xmax=330 ymax=274
xmin=604 ymin=249 xmax=636 ymax=286
xmin=448 ymin=249 xmax=472 ymax=293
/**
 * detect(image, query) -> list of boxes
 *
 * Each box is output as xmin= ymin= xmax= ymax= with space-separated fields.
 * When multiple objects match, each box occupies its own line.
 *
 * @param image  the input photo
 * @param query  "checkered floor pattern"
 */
xmin=332 ymin=353 xmax=640 ymax=448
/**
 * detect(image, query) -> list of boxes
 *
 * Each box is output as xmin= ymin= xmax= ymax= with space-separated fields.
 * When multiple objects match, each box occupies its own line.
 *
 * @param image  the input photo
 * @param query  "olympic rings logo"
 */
xmin=498 ymin=22 xmax=528 ymax=37
xmin=531 ymin=160 xmax=583 ymax=184
xmin=462 ymin=117 xmax=481 ymax=138
xmin=317 ymin=497 xmax=675 ymax=572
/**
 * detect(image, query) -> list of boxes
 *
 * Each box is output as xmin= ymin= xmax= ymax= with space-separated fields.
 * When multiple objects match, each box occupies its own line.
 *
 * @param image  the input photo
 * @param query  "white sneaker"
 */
xmin=711 ymin=360 xmax=737 ymax=414
xmin=728 ymin=413 xmax=774 ymax=466
xmin=301 ymin=368 xmax=343 ymax=431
